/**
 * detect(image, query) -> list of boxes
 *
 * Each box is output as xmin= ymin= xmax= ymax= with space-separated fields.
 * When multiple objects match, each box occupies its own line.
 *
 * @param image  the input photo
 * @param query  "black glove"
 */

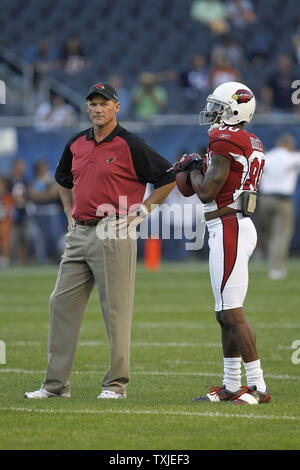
xmin=174 ymin=153 xmax=203 ymax=174
xmin=174 ymin=153 xmax=204 ymax=185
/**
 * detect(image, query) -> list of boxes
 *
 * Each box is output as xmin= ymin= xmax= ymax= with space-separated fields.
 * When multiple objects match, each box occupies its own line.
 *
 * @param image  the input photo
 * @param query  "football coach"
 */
xmin=25 ymin=81 xmax=175 ymax=399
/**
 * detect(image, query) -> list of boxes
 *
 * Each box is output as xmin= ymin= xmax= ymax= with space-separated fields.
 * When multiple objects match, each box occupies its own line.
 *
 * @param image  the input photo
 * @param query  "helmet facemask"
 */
xmin=199 ymin=96 xmax=233 ymax=126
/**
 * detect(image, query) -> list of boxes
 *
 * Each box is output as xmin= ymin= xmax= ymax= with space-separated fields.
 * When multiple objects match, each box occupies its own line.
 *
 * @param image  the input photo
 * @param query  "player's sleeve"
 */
xmin=209 ymin=139 xmax=244 ymax=162
xmin=127 ymin=135 xmax=175 ymax=188
xmin=55 ymin=141 xmax=74 ymax=188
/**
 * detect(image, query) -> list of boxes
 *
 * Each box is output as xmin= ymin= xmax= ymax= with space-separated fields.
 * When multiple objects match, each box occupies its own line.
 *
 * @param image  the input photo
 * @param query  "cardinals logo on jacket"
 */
xmin=232 ymin=89 xmax=253 ymax=104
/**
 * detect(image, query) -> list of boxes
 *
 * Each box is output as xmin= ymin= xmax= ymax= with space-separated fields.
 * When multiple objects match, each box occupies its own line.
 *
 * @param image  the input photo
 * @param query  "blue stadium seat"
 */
xmin=0 ymin=0 xmax=298 ymax=115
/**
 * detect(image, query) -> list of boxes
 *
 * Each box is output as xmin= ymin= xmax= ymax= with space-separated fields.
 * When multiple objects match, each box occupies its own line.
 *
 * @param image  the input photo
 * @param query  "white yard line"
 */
xmin=1 ymin=312 xmax=299 ymax=328
xmin=162 ymin=360 xmax=220 ymax=365
xmin=255 ymin=322 xmax=300 ymax=329
xmin=8 ymin=340 xmax=221 ymax=348
xmin=0 ymin=306 xmax=47 ymax=312
xmin=0 ymin=368 xmax=222 ymax=377
xmin=134 ymin=322 xmax=213 ymax=328
xmin=6 ymin=340 xmax=296 ymax=351
xmin=0 ymin=406 xmax=299 ymax=422
xmin=0 ymin=368 xmax=299 ymax=381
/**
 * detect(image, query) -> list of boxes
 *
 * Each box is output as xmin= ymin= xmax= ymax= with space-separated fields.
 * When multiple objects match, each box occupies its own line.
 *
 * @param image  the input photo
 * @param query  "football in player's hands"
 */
xmin=176 ymin=171 xmax=195 ymax=197
xmin=174 ymin=153 xmax=202 ymax=174
xmin=174 ymin=153 xmax=204 ymax=197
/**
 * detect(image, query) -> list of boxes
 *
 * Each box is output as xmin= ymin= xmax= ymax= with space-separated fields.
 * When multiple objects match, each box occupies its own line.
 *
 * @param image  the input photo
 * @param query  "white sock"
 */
xmin=243 ymin=359 xmax=266 ymax=393
xmin=223 ymin=357 xmax=241 ymax=392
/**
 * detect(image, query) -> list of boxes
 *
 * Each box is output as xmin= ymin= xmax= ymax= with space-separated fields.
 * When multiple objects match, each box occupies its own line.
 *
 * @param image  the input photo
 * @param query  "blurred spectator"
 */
xmin=210 ymin=50 xmax=240 ymax=89
xmin=0 ymin=175 xmax=13 ymax=268
xmin=293 ymin=102 xmax=300 ymax=115
xmin=248 ymin=33 xmax=270 ymax=68
xmin=25 ymin=36 xmax=60 ymax=74
xmin=190 ymin=0 xmax=230 ymax=35
xmin=9 ymin=158 xmax=31 ymax=266
xmin=60 ymin=34 xmax=89 ymax=76
xmin=258 ymin=133 xmax=300 ymax=280
xmin=28 ymin=159 xmax=64 ymax=263
xmin=131 ymin=73 xmax=168 ymax=119
xmin=211 ymin=36 xmax=244 ymax=67
xmin=108 ymin=75 xmax=132 ymax=119
xmin=34 ymin=92 xmax=77 ymax=131
xmin=264 ymin=54 xmax=297 ymax=112
xmin=291 ymin=31 xmax=300 ymax=64
xmin=226 ymin=0 xmax=257 ymax=29
xmin=25 ymin=36 xmax=62 ymax=107
xmin=256 ymin=86 xmax=274 ymax=115
xmin=155 ymin=54 xmax=210 ymax=111
xmin=179 ymin=54 xmax=209 ymax=100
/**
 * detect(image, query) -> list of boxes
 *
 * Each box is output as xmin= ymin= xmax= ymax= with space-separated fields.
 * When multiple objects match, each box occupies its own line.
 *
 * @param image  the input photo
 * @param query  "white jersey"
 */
xmin=259 ymin=147 xmax=300 ymax=197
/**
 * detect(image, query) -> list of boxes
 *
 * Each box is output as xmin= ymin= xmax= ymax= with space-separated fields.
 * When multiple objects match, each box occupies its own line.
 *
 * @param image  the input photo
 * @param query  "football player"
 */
xmin=175 ymin=82 xmax=270 ymax=404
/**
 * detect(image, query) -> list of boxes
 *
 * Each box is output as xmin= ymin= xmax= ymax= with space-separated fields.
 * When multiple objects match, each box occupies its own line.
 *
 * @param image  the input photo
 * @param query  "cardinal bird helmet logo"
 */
xmin=232 ymin=89 xmax=253 ymax=104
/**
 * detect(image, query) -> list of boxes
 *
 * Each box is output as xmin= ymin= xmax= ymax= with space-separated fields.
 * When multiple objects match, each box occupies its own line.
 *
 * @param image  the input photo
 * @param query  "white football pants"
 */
xmin=206 ymin=213 xmax=257 ymax=312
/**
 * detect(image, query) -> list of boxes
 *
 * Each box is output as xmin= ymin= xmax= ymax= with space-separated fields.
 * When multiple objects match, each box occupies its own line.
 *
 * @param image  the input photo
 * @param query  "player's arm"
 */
xmin=122 ymin=180 xmax=175 ymax=229
xmin=57 ymin=183 xmax=74 ymax=229
xmin=125 ymin=134 xmax=176 ymax=222
xmin=142 ymin=181 xmax=175 ymax=213
xmin=190 ymin=154 xmax=230 ymax=203
xmin=55 ymin=140 xmax=74 ymax=229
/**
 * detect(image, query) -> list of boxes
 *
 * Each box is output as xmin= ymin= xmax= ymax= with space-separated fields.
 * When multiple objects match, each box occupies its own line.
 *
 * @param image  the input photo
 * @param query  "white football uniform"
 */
xmin=204 ymin=125 xmax=265 ymax=311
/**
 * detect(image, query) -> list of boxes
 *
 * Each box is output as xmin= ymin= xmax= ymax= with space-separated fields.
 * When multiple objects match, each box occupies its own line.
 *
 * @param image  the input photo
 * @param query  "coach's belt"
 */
xmin=75 ymin=218 xmax=104 ymax=226
xmin=205 ymin=207 xmax=242 ymax=221
xmin=75 ymin=215 xmax=121 ymax=226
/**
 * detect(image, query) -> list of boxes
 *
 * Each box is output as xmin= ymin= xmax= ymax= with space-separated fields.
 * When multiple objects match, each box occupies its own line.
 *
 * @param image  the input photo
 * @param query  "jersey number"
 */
xmin=243 ymin=150 xmax=265 ymax=191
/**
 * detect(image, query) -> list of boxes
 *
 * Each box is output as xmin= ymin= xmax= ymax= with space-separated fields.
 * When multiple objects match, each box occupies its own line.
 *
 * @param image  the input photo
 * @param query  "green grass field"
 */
xmin=0 ymin=260 xmax=299 ymax=451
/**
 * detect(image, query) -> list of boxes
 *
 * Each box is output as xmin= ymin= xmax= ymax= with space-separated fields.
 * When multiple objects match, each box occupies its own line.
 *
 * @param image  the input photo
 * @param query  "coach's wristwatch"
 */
xmin=136 ymin=204 xmax=148 ymax=219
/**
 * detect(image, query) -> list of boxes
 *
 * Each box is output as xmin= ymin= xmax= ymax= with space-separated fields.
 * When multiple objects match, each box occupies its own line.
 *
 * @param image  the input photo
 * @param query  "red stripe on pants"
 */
xmin=220 ymin=214 xmax=239 ymax=293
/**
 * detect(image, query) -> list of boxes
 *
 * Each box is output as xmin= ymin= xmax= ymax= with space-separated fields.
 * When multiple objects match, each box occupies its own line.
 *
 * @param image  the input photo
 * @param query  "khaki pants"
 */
xmin=258 ymin=195 xmax=294 ymax=271
xmin=42 ymin=220 xmax=137 ymax=395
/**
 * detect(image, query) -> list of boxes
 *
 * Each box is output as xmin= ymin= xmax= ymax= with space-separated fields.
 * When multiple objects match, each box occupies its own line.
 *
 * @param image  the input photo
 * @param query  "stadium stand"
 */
xmin=0 ymin=0 xmax=300 ymax=116
xmin=0 ymin=0 xmax=300 ymax=263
